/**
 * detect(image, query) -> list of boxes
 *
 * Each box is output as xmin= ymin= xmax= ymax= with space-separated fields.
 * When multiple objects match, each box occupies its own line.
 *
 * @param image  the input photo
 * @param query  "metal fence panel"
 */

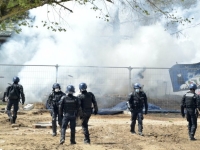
xmin=131 ymin=68 xmax=180 ymax=111
xmin=0 ymin=64 xmax=187 ymax=111
xmin=0 ymin=65 xmax=56 ymax=102
xmin=57 ymin=66 xmax=129 ymax=108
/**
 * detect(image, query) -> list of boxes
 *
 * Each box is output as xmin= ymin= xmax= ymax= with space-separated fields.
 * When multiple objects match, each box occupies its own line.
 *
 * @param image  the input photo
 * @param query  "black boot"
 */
xmin=138 ymin=132 xmax=144 ymax=136
xmin=189 ymin=134 xmax=196 ymax=141
xmin=130 ymin=120 xmax=136 ymax=134
xmin=84 ymin=134 xmax=90 ymax=144
xmin=12 ymin=116 xmax=17 ymax=124
xmin=70 ymin=132 xmax=76 ymax=144
xmin=7 ymin=110 xmax=13 ymax=124
xmin=60 ymin=129 xmax=65 ymax=144
xmin=138 ymin=121 xmax=143 ymax=136
xmin=190 ymin=127 xmax=197 ymax=141
xmin=10 ymin=117 xmax=14 ymax=124
xmin=12 ymin=112 xmax=17 ymax=124
xmin=52 ymin=121 xmax=57 ymax=136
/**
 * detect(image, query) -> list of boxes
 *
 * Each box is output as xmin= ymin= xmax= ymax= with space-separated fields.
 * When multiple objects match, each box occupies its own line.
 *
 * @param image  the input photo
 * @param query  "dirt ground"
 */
xmin=0 ymin=104 xmax=200 ymax=150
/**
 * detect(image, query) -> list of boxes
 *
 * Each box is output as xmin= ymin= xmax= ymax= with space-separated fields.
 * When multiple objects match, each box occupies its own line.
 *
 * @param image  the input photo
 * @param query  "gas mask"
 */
xmin=55 ymin=88 xmax=60 ymax=92
xmin=135 ymin=89 xmax=140 ymax=93
xmin=68 ymin=92 xmax=74 ymax=95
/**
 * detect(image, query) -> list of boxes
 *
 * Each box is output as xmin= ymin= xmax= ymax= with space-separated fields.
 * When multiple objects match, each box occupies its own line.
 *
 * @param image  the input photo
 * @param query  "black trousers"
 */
xmin=130 ymin=109 xmax=144 ymax=132
xmin=186 ymin=108 xmax=197 ymax=136
xmin=51 ymin=106 xmax=63 ymax=127
xmin=81 ymin=113 xmax=91 ymax=140
xmin=61 ymin=115 xmax=76 ymax=141
xmin=6 ymin=99 xmax=19 ymax=121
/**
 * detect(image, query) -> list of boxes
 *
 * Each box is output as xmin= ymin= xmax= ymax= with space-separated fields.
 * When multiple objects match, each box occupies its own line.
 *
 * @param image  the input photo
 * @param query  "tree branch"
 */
xmin=0 ymin=0 xmax=72 ymax=23
xmin=53 ymin=1 xmax=73 ymax=13
xmin=146 ymin=0 xmax=168 ymax=16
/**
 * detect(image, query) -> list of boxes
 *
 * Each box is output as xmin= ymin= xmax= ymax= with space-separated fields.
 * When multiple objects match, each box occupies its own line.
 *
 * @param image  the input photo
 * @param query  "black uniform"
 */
xmin=77 ymin=91 xmax=98 ymax=143
xmin=6 ymin=83 xmax=25 ymax=124
xmin=127 ymin=91 xmax=148 ymax=135
xmin=59 ymin=94 xmax=80 ymax=144
xmin=181 ymin=91 xmax=200 ymax=140
xmin=47 ymin=91 xmax=66 ymax=136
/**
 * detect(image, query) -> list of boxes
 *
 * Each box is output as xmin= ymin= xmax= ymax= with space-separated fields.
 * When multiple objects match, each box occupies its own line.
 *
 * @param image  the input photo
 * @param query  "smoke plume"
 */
xmin=0 ymin=1 xmax=200 ymax=104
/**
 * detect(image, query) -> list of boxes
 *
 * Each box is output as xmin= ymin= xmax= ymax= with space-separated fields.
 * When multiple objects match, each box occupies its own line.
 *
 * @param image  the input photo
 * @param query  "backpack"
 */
xmin=8 ymin=85 xmax=20 ymax=99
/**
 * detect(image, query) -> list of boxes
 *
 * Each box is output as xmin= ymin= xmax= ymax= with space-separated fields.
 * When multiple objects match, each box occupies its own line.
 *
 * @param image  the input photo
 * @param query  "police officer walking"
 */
xmin=59 ymin=85 xmax=81 ymax=145
xmin=47 ymin=83 xmax=66 ymax=136
xmin=181 ymin=83 xmax=200 ymax=141
xmin=127 ymin=83 xmax=148 ymax=136
xmin=6 ymin=76 xmax=25 ymax=124
xmin=77 ymin=83 xmax=98 ymax=144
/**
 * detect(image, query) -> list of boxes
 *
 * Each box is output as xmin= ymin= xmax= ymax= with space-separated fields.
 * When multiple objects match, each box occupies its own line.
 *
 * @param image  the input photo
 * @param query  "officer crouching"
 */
xmin=59 ymin=85 xmax=81 ymax=145
xmin=181 ymin=83 xmax=200 ymax=141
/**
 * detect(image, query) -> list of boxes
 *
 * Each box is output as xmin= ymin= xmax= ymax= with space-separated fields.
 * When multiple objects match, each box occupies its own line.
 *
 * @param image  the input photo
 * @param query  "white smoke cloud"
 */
xmin=1 ymin=1 xmax=200 ymax=103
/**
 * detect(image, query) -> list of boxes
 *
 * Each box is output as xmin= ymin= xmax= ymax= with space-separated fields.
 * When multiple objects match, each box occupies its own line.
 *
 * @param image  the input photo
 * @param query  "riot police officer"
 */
xmin=77 ymin=83 xmax=98 ymax=144
xmin=59 ymin=85 xmax=80 ymax=145
xmin=6 ymin=76 xmax=25 ymax=124
xmin=47 ymin=83 xmax=66 ymax=136
xmin=127 ymin=83 xmax=148 ymax=136
xmin=181 ymin=83 xmax=200 ymax=141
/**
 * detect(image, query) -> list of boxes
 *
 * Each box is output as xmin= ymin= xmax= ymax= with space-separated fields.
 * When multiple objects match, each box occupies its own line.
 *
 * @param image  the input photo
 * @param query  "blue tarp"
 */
xmin=98 ymin=101 xmax=180 ymax=115
xmin=169 ymin=62 xmax=200 ymax=92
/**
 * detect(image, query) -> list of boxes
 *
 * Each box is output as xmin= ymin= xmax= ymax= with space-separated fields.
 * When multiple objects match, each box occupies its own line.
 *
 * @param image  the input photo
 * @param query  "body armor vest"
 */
xmin=52 ymin=92 xmax=64 ymax=105
xmin=63 ymin=96 xmax=77 ymax=113
xmin=80 ymin=92 xmax=92 ymax=111
xmin=185 ymin=93 xmax=197 ymax=108
xmin=131 ymin=92 xmax=145 ymax=109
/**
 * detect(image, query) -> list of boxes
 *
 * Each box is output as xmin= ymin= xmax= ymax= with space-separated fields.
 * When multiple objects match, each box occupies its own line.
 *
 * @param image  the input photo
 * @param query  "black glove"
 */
xmin=144 ymin=111 xmax=147 ymax=115
xmin=80 ymin=112 xmax=86 ymax=119
xmin=22 ymin=102 xmax=24 ymax=105
xmin=181 ymin=113 xmax=185 ymax=118
xmin=129 ymin=108 xmax=133 ymax=112
xmin=94 ymin=110 xmax=98 ymax=115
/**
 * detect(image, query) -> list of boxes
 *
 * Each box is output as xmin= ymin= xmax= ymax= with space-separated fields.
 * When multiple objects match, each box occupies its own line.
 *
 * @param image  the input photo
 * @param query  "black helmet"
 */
xmin=133 ymin=83 xmax=141 ymax=89
xmin=79 ymin=83 xmax=87 ymax=91
xmin=66 ymin=85 xmax=75 ymax=94
xmin=52 ymin=83 xmax=61 ymax=89
xmin=13 ymin=76 xmax=20 ymax=83
xmin=189 ymin=83 xmax=197 ymax=90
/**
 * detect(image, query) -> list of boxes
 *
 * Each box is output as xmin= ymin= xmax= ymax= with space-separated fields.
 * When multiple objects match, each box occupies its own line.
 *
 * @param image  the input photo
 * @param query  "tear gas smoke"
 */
xmin=1 ymin=1 xmax=200 ymax=104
